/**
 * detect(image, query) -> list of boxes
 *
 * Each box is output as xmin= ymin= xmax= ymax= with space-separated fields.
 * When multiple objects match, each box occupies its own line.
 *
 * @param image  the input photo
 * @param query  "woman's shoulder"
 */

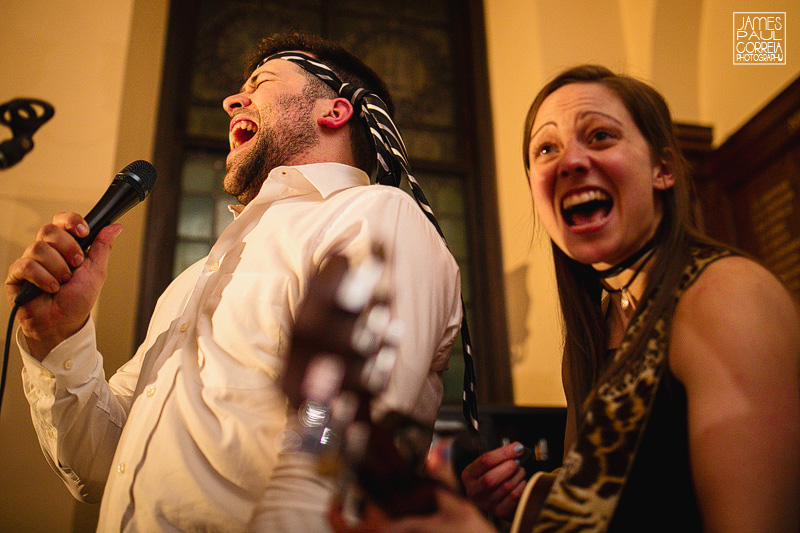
xmin=669 ymin=254 xmax=800 ymax=381
xmin=679 ymin=254 xmax=794 ymax=314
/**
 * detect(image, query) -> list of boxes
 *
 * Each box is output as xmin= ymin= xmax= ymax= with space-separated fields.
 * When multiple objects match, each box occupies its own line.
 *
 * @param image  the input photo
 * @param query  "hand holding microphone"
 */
xmin=5 ymin=160 xmax=157 ymax=360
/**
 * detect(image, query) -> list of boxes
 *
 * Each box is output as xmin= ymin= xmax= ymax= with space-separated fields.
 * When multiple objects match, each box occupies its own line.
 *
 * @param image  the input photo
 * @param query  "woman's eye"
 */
xmin=590 ymin=129 xmax=615 ymax=143
xmin=535 ymin=143 xmax=555 ymax=158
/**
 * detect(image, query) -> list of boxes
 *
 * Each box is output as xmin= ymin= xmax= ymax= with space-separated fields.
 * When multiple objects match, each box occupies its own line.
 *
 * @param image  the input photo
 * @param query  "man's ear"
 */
xmin=317 ymin=98 xmax=354 ymax=129
xmin=653 ymin=148 xmax=676 ymax=191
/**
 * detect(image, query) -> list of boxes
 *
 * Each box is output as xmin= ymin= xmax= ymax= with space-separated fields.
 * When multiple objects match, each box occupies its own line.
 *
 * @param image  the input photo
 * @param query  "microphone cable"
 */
xmin=1 ymin=303 xmax=21 ymax=416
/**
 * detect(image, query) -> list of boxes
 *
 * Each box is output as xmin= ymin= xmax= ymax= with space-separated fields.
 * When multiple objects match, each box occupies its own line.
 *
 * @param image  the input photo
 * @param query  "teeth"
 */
xmin=562 ymin=189 xmax=609 ymax=211
xmin=230 ymin=120 xmax=258 ymax=149
xmin=233 ymin=121 xmax=257 ymax=132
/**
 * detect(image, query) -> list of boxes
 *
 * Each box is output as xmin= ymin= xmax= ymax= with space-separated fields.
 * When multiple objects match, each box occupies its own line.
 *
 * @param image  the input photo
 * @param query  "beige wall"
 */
xmin=0 ymin=0 xmax=797 ymax=529
xmin=0 ymin=0 xmax=167 ymax=530
xmin=485 ymin=0 xmax=800 ymax=406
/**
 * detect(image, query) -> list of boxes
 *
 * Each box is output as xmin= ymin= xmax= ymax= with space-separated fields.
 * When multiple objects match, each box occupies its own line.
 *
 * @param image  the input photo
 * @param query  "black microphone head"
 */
xmin=117 ymin=160 xmax=158 ymax=201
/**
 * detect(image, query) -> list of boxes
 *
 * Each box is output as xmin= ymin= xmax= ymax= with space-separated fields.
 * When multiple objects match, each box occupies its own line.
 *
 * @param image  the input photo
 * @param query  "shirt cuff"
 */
xmin=18 ymin=319 xmax=99 ymax=391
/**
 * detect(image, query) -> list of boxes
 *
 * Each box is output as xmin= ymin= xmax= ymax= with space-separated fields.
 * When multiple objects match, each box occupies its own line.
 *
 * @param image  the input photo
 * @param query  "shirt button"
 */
xmin=146 ymin=386 xmax=156 ymax=397
xmin=209 ymin=262 xmax=220 ymax=272
xmin=63 ymin=360 xmax=73 ymax=370
xmin=117 ymin=463 xmax=126 ymax=474
xmin=179 ymin=323 xmax=189 ymax=332
xmin=47 ymin=428 xmax=56 ymax=439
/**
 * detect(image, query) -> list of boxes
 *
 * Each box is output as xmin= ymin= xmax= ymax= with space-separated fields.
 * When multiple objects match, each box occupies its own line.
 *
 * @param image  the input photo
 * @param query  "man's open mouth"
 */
xmin=230 ymin=119 xmax=258 ymax=150
xmin=561 ymin=189 xmax=613 ymax=227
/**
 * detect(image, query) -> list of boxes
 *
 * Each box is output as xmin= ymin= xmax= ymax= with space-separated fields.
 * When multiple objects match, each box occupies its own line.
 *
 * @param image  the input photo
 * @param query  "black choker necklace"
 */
xmin=593 ymin=236 xmax=658 ymax=310
xmin=592 ymin=235 xmax=658 ymax=279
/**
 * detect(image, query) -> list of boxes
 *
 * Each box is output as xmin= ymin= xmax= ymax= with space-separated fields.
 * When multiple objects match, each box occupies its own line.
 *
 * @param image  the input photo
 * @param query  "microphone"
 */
xmin=14 ymin=160 xmax=158 ymax=306
xmin=0 ymin=98 xmax=55 ymax=169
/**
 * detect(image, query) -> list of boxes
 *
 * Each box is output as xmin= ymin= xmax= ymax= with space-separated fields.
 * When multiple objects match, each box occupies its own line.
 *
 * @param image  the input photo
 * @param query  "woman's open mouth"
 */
xmin=561 ymin=189 xmax=613 ymax=228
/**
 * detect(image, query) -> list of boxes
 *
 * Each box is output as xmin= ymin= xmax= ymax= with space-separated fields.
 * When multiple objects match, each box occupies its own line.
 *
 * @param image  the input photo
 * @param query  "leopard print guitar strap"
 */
xmin=531 ymin=244 xmax=731 ymax=532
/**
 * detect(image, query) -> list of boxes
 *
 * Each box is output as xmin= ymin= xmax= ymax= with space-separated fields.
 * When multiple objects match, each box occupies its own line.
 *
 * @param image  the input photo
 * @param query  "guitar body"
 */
xmin=510 ymin=471 xmax=557 ymax=533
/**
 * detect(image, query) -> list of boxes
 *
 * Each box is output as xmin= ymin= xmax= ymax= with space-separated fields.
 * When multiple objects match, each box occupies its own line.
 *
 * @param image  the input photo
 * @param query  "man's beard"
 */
xmin=224 ymin=94 xmax=319 ymax=205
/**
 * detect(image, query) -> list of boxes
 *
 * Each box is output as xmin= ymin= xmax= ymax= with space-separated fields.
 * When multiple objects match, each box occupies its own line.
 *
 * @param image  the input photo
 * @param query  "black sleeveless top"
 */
xmin=608 ymin=371 xmax=702 ymax=532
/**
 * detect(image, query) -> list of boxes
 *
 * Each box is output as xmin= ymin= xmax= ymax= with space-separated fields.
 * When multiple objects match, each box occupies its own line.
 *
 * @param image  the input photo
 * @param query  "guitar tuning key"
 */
xmin=335 ymin=249 xmax=387 ymax=314
xmin=351 ymin=304 xmax=391 ymax=354
xmin=301 ymin=355 xmax=347 ymax=405
xmin=360 ymin=344 xmax=397 ymax=394
xmin=383 ymin=319 xmax=403 ymax=347
xmin=352 ymin=310 xmax=403 ymax=392
xmin=350 ymin=321 xmax=377 ymax=355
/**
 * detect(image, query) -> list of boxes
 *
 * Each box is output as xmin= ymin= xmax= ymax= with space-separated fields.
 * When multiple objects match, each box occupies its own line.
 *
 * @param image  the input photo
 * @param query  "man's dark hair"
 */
xmin=244 ymin=32 xmax=394 ymax=176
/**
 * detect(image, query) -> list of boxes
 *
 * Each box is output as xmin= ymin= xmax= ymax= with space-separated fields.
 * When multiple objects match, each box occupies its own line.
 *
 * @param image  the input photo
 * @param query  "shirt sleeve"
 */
xmin=375 ymin=191 xmax=462 ymax=425
xmin=19 ymin=319 xmax=134 ymax=503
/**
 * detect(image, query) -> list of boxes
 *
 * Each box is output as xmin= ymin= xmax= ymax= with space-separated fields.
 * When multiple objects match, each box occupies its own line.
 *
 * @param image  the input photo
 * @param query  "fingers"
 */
xmin=6 ymin=215 xmax=86 ymax=297
xmin=472 ymin=461 xmax=526 ymax=519
xmin=5 ymin=214 xmax=121 ymax=310
xmin=486 ymin=468 xmax=526 ymax=519
xmin=5 ymin=214 xmax=122 ymax=360
xmin=6 ymin=214 xmax=122 ymax=298
xmin=461 ymin=442 xmax=528 ymax=519
xmin=52 ymin=211 xmax=90 ymax=241
xmin=462 ymin=442 xmax=526 ymax=485
xmin=84 ymin=224 xmax=123 ymax=272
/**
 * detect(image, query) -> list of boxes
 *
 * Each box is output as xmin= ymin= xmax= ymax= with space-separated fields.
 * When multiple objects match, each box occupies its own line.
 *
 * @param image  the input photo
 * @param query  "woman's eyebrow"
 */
xmin=530 ymin=121 xmax=555 ymax=141
xmin=578 ymin=110 xmax=624 ymax=126
xmin=530 ymin=109 xmax=625 ymax=142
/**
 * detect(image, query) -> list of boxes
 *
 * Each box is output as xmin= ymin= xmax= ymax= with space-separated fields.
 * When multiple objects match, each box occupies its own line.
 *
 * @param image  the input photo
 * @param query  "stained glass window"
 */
xmin=141 ymin=0 xmax=511 ymax=405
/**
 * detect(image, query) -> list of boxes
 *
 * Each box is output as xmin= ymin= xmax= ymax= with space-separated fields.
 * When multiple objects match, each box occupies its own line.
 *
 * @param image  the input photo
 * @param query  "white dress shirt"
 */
xmin=20 ymin=163 xmax=461 ymax=532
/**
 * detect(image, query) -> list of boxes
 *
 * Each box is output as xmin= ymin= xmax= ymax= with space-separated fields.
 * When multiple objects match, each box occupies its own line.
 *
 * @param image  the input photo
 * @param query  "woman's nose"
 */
xmin=558 ymin=141 xmax=590 ymax=179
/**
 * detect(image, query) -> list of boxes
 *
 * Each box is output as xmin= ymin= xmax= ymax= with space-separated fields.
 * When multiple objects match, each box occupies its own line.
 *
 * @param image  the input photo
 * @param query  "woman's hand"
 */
xmin=460 ymin=442 xmax=528 ymax=520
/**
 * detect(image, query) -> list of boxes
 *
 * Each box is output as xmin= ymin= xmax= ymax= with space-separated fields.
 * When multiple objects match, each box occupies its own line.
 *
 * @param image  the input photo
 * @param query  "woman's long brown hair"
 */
xmin=522 ymin=65 xmax=715 ymax=423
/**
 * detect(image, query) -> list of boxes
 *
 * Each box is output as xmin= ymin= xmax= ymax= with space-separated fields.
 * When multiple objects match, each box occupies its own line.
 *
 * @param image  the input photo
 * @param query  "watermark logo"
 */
xmin=733 ymin=12 xmax=786 ymax=65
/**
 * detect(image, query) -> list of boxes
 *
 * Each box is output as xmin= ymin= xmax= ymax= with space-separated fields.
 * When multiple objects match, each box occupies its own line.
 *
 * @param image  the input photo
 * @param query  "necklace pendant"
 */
xmin=620 ymin=288 xmax=630 ymax=310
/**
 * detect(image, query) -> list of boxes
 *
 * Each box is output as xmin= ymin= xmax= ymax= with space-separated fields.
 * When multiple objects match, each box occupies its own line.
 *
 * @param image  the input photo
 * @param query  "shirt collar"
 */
xmin=228 ymin=163 xmax=370 ymax=216
xmin=282 ymin=162 xmax=370 ymax=198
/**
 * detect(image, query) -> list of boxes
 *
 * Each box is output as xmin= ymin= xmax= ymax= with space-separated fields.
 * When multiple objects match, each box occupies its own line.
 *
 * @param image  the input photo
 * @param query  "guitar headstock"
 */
xmin=281 ymin=247 xmax=398 ymax=410
xmin=279 ymin=247 xmax=439 ymax=518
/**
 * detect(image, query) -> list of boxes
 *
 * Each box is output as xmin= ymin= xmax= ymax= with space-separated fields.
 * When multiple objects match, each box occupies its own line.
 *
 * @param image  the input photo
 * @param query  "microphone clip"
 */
xmin=0 ymin=98 xmax=55 ymax=169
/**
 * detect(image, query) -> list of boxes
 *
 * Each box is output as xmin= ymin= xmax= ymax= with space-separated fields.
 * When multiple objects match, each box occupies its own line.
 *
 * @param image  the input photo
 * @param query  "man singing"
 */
xmin=6 ymin=32 xmax=462 ymax=531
